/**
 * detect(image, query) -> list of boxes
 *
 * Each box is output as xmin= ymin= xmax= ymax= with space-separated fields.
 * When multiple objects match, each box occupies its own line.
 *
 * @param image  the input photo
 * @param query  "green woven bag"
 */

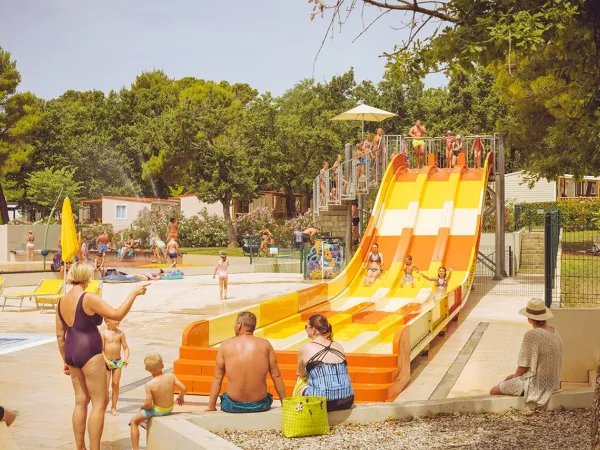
xmin=282 ymin=396 xmax=330 ymax=438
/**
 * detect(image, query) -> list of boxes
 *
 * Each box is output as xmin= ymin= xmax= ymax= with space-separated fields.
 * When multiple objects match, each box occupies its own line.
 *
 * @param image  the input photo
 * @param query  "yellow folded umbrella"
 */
xmin=61 ymin=197 xmax=78 ymax=263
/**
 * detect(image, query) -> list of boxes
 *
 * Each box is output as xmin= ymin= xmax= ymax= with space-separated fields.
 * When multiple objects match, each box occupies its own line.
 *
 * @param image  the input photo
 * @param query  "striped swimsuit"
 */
xmin=304 ymin=342 xmax=354 ymax=411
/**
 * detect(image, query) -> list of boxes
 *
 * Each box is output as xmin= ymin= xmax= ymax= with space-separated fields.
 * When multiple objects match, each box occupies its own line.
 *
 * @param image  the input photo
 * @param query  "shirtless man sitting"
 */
xmin=409 ymin=120 xmax=427 ymax=168
xmin=302 ymin=227 xmax=320 ymax=246
xmin=206 ymin=311 xmax=287 ymax=413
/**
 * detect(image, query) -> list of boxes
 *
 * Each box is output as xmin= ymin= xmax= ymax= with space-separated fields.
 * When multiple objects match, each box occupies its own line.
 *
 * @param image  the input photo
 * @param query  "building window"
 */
xmin=115 ymin=204 xmax=127 ymax=220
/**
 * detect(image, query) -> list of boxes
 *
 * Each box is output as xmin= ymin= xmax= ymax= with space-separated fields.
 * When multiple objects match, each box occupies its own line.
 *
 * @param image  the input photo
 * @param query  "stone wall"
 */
xmin=315 ymin=204 xmax=352 ymax=262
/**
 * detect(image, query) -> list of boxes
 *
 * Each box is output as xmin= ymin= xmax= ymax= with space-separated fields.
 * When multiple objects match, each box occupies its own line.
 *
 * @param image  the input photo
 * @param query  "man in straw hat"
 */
xmin=490 ymin=298 xmax=563 ymax=406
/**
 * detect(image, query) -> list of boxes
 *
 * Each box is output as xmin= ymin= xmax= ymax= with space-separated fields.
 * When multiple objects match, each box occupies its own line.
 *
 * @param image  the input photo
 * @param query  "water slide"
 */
xmin=174 ymin=152 xmax=493 ymax=402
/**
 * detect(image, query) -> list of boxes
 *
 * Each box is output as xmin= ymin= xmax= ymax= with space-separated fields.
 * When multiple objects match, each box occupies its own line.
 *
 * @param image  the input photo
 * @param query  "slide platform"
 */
xmin=174 ymin=152 xmax=493 ymax=402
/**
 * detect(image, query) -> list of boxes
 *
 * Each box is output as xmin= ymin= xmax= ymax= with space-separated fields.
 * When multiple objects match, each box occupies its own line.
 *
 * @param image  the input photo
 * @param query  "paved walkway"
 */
xmin=396 ymin=287 xmax=532 ymax=402
xmin=0 ymin=273 xmax=306 ymax=449
xmin=1 ymin=272 xmax=535 ymax=449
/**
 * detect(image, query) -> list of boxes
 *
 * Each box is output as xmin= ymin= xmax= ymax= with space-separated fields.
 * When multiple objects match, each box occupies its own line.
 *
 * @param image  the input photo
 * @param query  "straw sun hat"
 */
xmin=519 ymin=297 xmax=553 ymax=321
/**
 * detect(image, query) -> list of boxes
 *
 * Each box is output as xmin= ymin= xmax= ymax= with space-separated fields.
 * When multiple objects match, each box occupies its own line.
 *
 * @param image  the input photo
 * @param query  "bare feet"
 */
xmin=111 ymin=408 xmax=119 ymax=416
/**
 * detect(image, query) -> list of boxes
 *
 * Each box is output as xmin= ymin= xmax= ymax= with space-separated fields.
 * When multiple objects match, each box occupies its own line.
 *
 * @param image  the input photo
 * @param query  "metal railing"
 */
xmin=313 ymin=134 xmax=498 ymax=215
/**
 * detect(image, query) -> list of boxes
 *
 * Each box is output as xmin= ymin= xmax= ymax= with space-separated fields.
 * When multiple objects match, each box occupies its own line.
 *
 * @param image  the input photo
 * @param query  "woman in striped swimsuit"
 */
xmin=295 ymin=314 xmax=354 ymax=411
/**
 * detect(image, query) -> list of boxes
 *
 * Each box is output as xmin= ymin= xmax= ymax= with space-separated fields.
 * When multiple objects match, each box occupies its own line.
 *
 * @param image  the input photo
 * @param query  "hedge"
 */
xmin=515 ymin=200 xmax=600 ymax=232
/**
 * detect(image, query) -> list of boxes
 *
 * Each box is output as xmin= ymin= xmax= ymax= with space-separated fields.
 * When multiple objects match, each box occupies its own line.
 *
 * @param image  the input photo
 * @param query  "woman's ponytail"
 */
xmin=308 ymin=314 xmax=334 ymax=341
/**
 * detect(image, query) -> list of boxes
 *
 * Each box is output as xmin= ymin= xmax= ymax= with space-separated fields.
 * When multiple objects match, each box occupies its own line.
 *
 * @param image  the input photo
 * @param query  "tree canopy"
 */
xmin=0 ymin=20 xmax=570 ymax=233
xmin=309 ymin=0 xmax=600 ymax=179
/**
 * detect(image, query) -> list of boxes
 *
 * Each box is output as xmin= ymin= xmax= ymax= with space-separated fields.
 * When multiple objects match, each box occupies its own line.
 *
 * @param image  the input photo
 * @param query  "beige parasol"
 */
xmin=331 ymin=104 xmax=397 ymax=137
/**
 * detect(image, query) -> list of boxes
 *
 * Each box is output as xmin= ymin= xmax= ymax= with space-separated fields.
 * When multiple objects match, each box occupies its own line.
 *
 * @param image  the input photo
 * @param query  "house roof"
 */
xmin=81 ymin=196 xmax=180 ymax=205
xmin=179 ymin=191 xmax=307 ymax=199
xmin=507 ymin=171 xmax=600 ymax=181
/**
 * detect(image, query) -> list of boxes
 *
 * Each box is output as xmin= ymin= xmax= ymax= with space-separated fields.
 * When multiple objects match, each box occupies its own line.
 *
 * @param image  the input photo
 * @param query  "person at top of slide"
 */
xmin=420 ymin=266 xmax=454 ymax=300
xmin=213 ymin=251 xmax=230 ymax=300
xmin=354 ymin=143 xmax=364 ymax=179
xmin=319 ymin=161 xmax=329 ymax=205
xmin=409 ymin=120 xmax=427 ymax=168
xmin=331 ymin=154 xmax=348 ymax=198
xmin=452 ymin=134 xmax=464 ymax=167
xmin=167 ymin=217 xmax=178 ymax=241
xmin=441 ymin=130 xmax=455 ymax=169
xmin=472 ymin=134 xmax=485 ymax=169
xmin=372 ymin=128 xmax=385 ymax=176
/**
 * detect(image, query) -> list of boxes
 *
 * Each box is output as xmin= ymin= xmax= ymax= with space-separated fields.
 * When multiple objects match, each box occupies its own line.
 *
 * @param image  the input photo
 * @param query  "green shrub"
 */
xmin=179 ymin=209 xmax=228 ymax=247
xmin=515 ymin=200 xmax=600 ymax=232
xmin=482 ymin=204 xmax=516 ymax=233
xmin=234 ymin=207 xmax=316 ymax=248
xmin=76 ymin=223 xmax=115 ymax=247
xmin=234 ymin=207 xmax=274 ymax=244
xmin=129 ymin=206 xmax=183 ymax=246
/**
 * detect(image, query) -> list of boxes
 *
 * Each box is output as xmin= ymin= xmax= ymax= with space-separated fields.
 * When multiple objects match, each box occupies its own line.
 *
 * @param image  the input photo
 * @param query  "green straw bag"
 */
xmin=282 ymin=396 xmax=330 ymax=438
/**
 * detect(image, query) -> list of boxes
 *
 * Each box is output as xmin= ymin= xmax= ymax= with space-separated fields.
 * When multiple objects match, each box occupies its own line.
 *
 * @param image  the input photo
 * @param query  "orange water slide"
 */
xmin=174 ymin=152 xmax=493 ymax=402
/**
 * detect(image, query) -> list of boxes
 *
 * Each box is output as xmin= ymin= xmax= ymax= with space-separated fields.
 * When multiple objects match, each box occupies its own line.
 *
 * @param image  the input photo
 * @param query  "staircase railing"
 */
xmin=313 ymin=134 xmax=498 ymax=215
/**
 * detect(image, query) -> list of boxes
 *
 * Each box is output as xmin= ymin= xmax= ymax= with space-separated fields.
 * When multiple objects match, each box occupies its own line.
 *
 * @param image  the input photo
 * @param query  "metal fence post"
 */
xmin=544 ymin=212 xmax=552 ymax=307
xmin=508 ymin=246 xmax=513 ymax=276
xmin=493 ymin=134 xmax=506 ymax=280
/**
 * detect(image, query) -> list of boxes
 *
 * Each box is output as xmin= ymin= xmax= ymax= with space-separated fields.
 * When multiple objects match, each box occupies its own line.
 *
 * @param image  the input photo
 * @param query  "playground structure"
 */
xmin=174 ymin=141 xmax=496 ymax=402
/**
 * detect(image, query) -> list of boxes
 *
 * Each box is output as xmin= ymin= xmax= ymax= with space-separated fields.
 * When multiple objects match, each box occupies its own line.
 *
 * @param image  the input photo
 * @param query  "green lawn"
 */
xmin=560 ymin=254 xmax=600 ymax=306
xmin=180 ymin=247 xmax=245 ymax=257
xmin=561 ymin=231 xmax=599 ymax=253
xmin=180 ymin=247 xmax=302 ymax=258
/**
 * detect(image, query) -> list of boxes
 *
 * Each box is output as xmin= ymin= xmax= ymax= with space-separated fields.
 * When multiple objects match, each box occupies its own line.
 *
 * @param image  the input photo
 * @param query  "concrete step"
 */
xmin=561 ymin=381 xmax=590 ymax=390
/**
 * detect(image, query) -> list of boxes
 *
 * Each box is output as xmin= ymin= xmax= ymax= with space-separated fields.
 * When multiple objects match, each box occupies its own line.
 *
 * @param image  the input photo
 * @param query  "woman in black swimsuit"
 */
xmin=56 ymin=263 xmax=149 ymax=450
xmin=364 ymin=243 xmax=384 ymax=286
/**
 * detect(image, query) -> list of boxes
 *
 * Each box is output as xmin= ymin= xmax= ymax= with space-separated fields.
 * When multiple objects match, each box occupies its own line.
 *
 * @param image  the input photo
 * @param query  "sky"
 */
xmin=1 ymin=0 xmax=446 ymax=100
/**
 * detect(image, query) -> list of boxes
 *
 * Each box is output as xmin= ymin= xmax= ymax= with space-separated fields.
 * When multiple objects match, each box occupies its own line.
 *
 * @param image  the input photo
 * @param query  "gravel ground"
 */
xmin=218 ymin=408 xmax=592 ymax=450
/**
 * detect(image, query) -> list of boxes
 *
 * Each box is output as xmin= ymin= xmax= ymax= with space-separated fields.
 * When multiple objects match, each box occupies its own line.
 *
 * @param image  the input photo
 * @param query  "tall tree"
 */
xmin=143 ymin=80 xmax=259 ymax=246
xmin=0 ymin=46 xmax=43 ymax=223
xmin=309 ymin=0 xmax=600 ymax=179
xmin=25 ymin=167 xmax=82 ymax=216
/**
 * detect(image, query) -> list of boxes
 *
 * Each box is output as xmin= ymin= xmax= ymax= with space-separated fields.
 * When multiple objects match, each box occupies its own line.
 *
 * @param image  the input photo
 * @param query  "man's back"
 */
xmin=221 ymin=335 xmax=270 ymax=402
xmin=167 ymin=240 xmax=178 ymax=253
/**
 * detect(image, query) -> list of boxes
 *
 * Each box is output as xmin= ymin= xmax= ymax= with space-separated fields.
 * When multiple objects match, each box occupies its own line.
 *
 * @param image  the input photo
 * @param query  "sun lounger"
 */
xmin=2 ymin=279 xmax=64 ymax=312
xmin=35 ymin=279 xmax=104 ymax=313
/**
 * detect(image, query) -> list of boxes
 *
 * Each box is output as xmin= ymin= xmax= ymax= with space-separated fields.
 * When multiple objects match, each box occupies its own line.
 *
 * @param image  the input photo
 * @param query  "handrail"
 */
xmin=313 ymin=134 xmax=498 ymax=215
